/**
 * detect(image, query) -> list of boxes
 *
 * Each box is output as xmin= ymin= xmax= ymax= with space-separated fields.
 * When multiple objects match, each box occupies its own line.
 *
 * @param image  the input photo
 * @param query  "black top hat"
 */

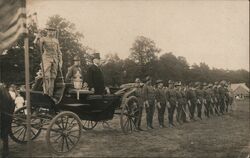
xmin=92 ymin=53 xmax=101 ymax=60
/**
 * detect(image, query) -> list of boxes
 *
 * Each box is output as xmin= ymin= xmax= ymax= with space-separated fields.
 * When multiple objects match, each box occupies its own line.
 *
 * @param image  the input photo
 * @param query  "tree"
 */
xmin=102 ymin=53 xmax=124 ymax=86
xmin=129 ymin=36 xmax=161 ymax=78
xmin=0 ymin=15 xmax=87 ymax=84
xmin=46 ymin=15 xmax=87 ymax=75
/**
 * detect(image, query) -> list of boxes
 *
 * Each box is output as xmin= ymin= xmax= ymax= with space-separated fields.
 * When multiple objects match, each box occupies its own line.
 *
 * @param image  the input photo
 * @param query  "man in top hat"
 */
xmin=155 ymin=79 xmax=167 ymax=128
xmin=86 ymin=53 xmax=105 ymax=95
xmin=39 ymin=27 xmax=63 ymax=97
xmin=65 ymin=56 xmax=82 ymax=83
xmin=142 ymin=76 xmax=156 ymax=129
xmin=166 ymin=80 xmax=177 ymax=127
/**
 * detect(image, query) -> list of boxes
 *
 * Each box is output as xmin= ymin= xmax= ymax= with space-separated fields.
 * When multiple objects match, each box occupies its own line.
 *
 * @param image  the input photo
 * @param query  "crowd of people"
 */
xmin=132 ymin=77 xmax=234 ymax=131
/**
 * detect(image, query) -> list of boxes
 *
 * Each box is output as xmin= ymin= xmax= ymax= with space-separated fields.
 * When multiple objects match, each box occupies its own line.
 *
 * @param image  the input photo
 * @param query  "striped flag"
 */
xmin=0 ymin=0 xmax=27 ymax=54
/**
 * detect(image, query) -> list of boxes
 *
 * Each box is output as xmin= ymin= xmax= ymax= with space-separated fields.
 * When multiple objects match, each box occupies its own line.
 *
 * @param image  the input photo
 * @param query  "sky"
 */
xmin=27 ymin=0 xmax=249 ymax=70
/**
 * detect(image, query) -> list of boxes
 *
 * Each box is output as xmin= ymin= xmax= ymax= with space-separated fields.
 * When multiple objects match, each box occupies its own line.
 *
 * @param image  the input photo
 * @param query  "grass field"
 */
xmin=8 ymin=99 xmax=250 ymax=157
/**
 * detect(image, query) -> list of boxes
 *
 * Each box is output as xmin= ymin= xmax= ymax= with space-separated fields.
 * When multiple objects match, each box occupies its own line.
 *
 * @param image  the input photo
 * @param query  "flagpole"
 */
xmin=24 ymin=0 xmax=32 ymax=157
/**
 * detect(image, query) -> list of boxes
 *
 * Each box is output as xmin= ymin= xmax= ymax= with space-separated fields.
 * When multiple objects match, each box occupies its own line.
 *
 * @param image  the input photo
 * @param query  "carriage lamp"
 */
xmin=73 ymin=71 xmax=83 ymax=90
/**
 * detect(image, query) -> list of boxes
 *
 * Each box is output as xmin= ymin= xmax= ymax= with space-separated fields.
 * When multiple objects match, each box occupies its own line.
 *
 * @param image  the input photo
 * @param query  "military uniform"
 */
xmin=218 ymin=81 xmax=226 ymax=114
xmin=40 ymin=29 xmax=62 ymax=97
xmin=180 ymin=87 xmax=188 ymax=122
xmin=142 ymin=76 xmax=156 ymax=129
xmin=155 ymin=80 xmax=167 ymax=127
xmin=166 ymin=81 xmax=177 ymax=127
xmin=224 ymin=85 xmax=230 ymax=112
xmin=203 ymin=86 xmax=212 ymax=117
xmin=212 ymin=84 xmax=220 ymax=115
xmin=207 ymin=84 xmax=215 ymax=116
xmin=175 ymin=89 xmax=183 ymax=123
xmin=195 ymin=84 xmax=204 ymax=120
xmin=187 ymin=84 xmax=197 ymax=120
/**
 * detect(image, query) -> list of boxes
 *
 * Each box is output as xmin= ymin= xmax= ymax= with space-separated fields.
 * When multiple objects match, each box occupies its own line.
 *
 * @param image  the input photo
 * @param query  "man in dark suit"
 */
xmin=86 ymin=53 xmax=105 ymax=95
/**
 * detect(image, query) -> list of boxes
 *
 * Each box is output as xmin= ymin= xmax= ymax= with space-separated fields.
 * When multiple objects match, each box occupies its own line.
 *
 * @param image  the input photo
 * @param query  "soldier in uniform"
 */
xmin=155 ymin=79 xmax=167 ymax=128
xmin=187 ymin=82 xmax=197 ymax=121
xmin=195 ymin=82 xmax=204 ymax=120
xmin=134 ymin=78 xmax=144 ymax=131
xmin=207 ymin=83 xmax=215 ymax=116
xmin=175 ymin=82 xmax=183 ymax=124
xmin=166 ymin=80 xmax=177 ymax=127
xmin=218 ymin=81 xmax=226 ymax=114
xmin=86 ymin=53 xmax=105 ymax=95
xmin=181 ymin=84 xmax=188 ymax=123
xmin=213 ymin=82 xmax=220 ymax=115
xmin=142 ymin=76 xmax=156 ymax=129
xmin=65 ymin=56 xmax=82 ymax=84
xmin=39 ymin=27 xmax=63 ymax=97
xmin=203 ymin=83 xmax=212 ymax=118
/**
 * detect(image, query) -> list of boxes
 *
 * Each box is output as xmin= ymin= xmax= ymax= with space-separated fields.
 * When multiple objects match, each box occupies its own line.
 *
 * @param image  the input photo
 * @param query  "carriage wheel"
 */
xmin=82 ymin=120 xmax=98 ymax=130
xmin=46 ymin=111 xmax=82 ymax=155
xmin=9 ymin=106 xmax=42 ymax=144
xmin=120 ymin=96 xmax=140 ymax=134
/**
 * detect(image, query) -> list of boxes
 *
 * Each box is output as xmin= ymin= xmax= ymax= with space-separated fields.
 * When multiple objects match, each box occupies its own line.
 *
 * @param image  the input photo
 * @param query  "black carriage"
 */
xmin=10 ymin=80 xmax=140 ymax=155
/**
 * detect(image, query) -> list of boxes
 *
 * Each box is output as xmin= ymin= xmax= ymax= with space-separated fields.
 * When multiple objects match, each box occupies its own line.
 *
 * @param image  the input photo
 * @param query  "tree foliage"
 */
xmin=0 ymin=16 xmax=248 ymax=88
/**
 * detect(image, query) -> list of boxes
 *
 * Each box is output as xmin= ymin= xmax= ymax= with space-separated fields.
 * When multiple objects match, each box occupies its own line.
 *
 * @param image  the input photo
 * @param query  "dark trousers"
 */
xmin=176 ymin=103 xmax=182 ymax=123
xmin=219 ymin=99 xmax=225 ymax=114
xmin=135 ymin=106 xmax=143 ymax=128
xmin=168 ymin=104 xmax=176 ymax=125
xmin=145 ymin=101 xmax=155 ymax=127
xmin=189 ymin=101 xmax=196 ymax=119
xmin=214 ymin=100 xmax=220 ymax=115
xmin=197 ymin=103 xmax=202 ymax=119
xmin=157 ymin=103 xmax=166 ymax=126
xmin=204 ymin=103 xmax=210 ymax=117
xmin=181 ymin=103 xmax=187 ymax=122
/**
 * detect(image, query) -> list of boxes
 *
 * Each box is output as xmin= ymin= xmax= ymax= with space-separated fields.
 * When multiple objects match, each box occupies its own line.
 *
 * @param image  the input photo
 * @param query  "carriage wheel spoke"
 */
xmin=68 ymin=134 xmax=78 ymax=139
xmin=22 ymin=128 xmax=27 ymax=141
xmin=123 ymin=117 xmax=129 ymax=130
xmin=60 ymin=117 xmax=65 ymax=129
xmin=68 ymin=129 xmax=80 ymax=134
xmin=17 ymin=127 xmax=25 ymax=139
xmin=54 ymin=134 xmax=63 ymax=143
xmin=65 ymin=136 xmax=70 ymax=151
xmin=12 ymin=126 xmax=24 ymax=134
xmin=83 ymin=120 xmax=87 ymax=127
xmin=65 ymin=116 xmax=69 ymax=129
xmin=61 ymin=136 xmax=65 ymax=152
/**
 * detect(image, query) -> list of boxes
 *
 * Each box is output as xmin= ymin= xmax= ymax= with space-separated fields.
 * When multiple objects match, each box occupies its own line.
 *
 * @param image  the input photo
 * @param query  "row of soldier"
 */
xmin=133 ymin=76 xmax=234 ymax=130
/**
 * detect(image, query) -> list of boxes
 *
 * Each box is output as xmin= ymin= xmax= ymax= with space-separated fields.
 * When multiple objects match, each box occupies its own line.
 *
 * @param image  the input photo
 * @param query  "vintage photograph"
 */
xmin=0 ymin=0 xmax=249 ymax=157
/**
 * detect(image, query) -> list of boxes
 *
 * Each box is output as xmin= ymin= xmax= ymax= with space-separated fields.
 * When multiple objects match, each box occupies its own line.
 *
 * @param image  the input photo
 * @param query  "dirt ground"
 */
xmin=7 ymin=99 xmax=250 ymax=157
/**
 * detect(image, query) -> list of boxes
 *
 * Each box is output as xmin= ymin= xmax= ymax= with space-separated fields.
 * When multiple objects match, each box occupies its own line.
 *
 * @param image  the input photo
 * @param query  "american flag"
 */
xmin=0 ymin=0 xmax=27 ymax=54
